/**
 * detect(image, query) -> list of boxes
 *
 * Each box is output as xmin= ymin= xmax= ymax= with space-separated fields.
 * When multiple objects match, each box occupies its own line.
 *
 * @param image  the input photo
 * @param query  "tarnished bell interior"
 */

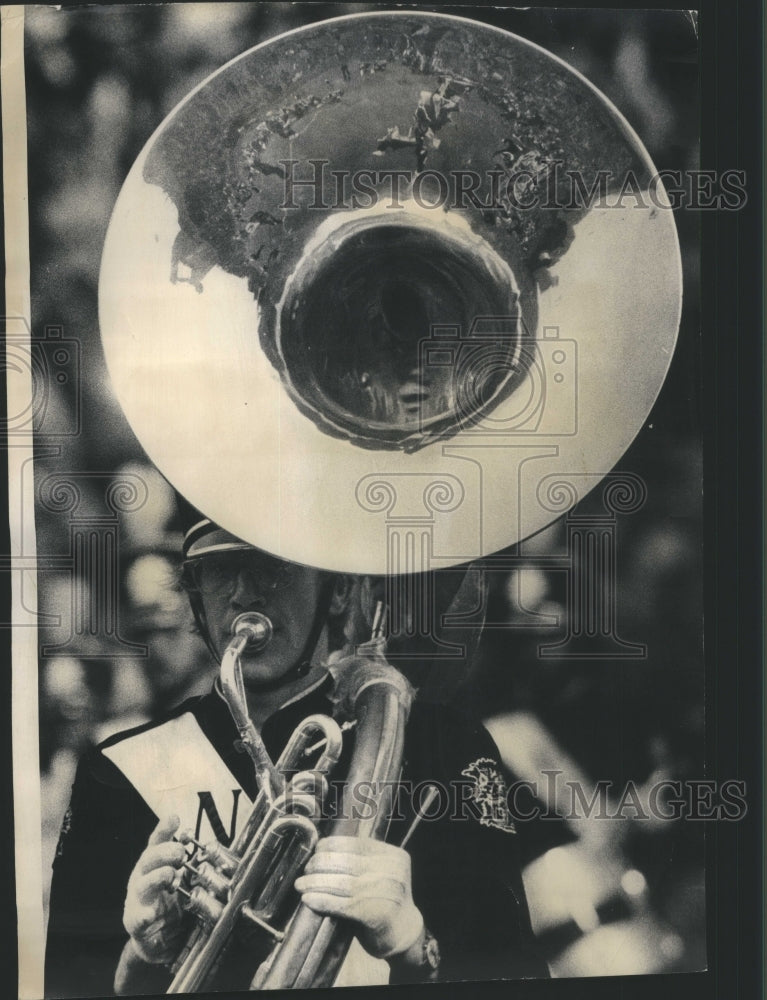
xmin=96 ymin=10 xmax=683 ymax=992
xmin=276 ymin=211 xmax=525 ymax=449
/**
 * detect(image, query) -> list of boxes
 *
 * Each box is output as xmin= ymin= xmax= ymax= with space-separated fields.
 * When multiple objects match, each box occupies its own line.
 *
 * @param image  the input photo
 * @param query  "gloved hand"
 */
xmin=122 ymin=814 xmax=187 ymax=965
xmin=294 ymin=835 xmax=425 ymax=960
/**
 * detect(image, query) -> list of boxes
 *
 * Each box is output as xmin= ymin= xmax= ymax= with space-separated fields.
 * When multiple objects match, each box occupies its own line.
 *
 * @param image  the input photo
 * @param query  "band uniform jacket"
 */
xmin=45 ymin=674 xmax=549 ymax=996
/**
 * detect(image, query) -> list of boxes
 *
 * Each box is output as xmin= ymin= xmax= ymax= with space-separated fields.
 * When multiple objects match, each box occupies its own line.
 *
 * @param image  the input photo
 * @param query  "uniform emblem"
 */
xmin=461 ymin=757 xmax=516 ymax=834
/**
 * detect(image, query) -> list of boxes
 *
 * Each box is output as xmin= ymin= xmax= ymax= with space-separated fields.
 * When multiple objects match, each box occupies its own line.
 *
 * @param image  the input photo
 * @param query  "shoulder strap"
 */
xmin=102 ymin=712 xmax=252 ymax=846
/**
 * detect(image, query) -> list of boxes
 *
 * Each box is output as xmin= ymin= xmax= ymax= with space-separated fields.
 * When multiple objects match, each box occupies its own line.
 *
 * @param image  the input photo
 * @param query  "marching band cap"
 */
xmin=176 ymin=494 xmax=254 ymax=561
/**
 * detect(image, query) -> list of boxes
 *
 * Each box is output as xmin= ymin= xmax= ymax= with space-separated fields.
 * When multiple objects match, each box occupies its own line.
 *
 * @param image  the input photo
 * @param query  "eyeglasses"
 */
xmin=185 ymin=551 xmax=298 ymax=598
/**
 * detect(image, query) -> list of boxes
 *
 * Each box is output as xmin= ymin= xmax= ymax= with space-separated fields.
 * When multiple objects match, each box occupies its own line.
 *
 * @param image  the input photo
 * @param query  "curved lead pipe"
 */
xmin=219 ymin=612 xmax=282 ymax=801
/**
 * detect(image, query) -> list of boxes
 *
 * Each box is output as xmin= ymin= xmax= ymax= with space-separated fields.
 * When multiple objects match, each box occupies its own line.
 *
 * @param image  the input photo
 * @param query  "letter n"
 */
xmin=194 ymin=789 xmax=242 ymax=846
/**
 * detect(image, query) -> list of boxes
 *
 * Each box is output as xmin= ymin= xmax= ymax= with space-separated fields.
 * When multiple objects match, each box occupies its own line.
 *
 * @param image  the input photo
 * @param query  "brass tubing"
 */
xmin=254 ymin=673 xmax=411 ymax=989
xmin=167 ymin=814 xmax=317 ymax=993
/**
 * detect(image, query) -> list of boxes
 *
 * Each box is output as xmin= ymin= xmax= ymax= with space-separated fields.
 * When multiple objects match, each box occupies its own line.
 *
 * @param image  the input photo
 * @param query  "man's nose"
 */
xmin=230 ymin=568 xmax=269 ymax=609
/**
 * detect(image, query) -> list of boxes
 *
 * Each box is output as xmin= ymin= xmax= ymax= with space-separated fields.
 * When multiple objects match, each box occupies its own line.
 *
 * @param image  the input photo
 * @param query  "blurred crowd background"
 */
xmin=24 ymin=2 xmax=701 ymax=980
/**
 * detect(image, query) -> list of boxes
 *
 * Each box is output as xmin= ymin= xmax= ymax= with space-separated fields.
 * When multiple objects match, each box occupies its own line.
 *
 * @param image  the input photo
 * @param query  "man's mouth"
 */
xmin=227 ymin=615 xmax=280 ymax=647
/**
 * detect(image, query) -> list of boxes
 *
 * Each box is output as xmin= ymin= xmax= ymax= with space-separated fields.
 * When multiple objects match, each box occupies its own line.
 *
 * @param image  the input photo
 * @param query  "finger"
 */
xmin=313 ymin=836 xmax=386 ymax=856
xmin=303 ymin=852 xmax=363 ymax=877
xmin=125 ymin=908 xmax=184 ymax=961
xmin=144 ymin=924 xmax=185 ymax=954
xmin=315 ymin=836 xmax=407 ymax=862
xmin=124 ymin=902 xmax=160 ymax=937
xmin=298 ymin=891 xmax=352 ymax=920
xmin=297 ymin=872 xmax=407 ymax=903
xmin=309 ymin=844 xmax=408 ymax=880
xmin=136 ymin=841 xmax=186 ymax=876
xmin=303 ymin=856 xmax=406 ymax=884
xmin=135 ymin=865 xmax=181 ymax=905
xmin=148 ymin=814 xmax=180 ymax=847
xmin=126 ymin=896 xmax=183 ymax=937
xmin=294 ymin=873 xmax=354 ymax=899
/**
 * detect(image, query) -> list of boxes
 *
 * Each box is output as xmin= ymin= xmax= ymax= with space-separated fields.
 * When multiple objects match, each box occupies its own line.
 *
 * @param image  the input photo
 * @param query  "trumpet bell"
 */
xmin=99 ymin=11 xmax=681 ymax=575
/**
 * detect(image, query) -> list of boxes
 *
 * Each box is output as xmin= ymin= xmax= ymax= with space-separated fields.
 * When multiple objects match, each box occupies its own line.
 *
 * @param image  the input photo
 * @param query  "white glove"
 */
xmin=122 ymin=814 xmax=187 ymax=965
xmin=294 ymin=835 xmax=425 ymax=960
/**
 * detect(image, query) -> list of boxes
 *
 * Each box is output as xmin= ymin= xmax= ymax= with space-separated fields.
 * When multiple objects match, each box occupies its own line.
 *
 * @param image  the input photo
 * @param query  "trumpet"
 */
xmin=167 ymin=606 xmax=413 ymax=992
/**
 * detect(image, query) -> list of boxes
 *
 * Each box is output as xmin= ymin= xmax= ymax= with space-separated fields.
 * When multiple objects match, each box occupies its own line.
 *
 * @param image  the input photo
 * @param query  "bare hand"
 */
xmin=294 ymin=836 xmax=424 ymax=960
xmin=122 ymin=814 xmax=187 ymax=965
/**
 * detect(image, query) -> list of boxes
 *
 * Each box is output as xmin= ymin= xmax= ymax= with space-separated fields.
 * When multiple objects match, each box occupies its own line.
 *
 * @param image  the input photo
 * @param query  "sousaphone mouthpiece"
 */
xmin=231 ymin=612 xmax=274 ymax=651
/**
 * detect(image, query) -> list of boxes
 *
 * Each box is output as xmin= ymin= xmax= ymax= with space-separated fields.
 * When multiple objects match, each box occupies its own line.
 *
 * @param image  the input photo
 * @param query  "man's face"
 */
xmin=193 ymin=549 xmax=325 ymax=688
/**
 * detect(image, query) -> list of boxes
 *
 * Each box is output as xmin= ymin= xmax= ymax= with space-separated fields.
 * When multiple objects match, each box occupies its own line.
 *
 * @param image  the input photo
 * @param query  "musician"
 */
xmin=45 ymin=511 xmax=548 ymax=997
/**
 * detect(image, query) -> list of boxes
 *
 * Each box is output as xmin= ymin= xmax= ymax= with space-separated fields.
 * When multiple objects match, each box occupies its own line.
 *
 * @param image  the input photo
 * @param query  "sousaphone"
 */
xmin=97 ymin=10 xmax=682 ymax=991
